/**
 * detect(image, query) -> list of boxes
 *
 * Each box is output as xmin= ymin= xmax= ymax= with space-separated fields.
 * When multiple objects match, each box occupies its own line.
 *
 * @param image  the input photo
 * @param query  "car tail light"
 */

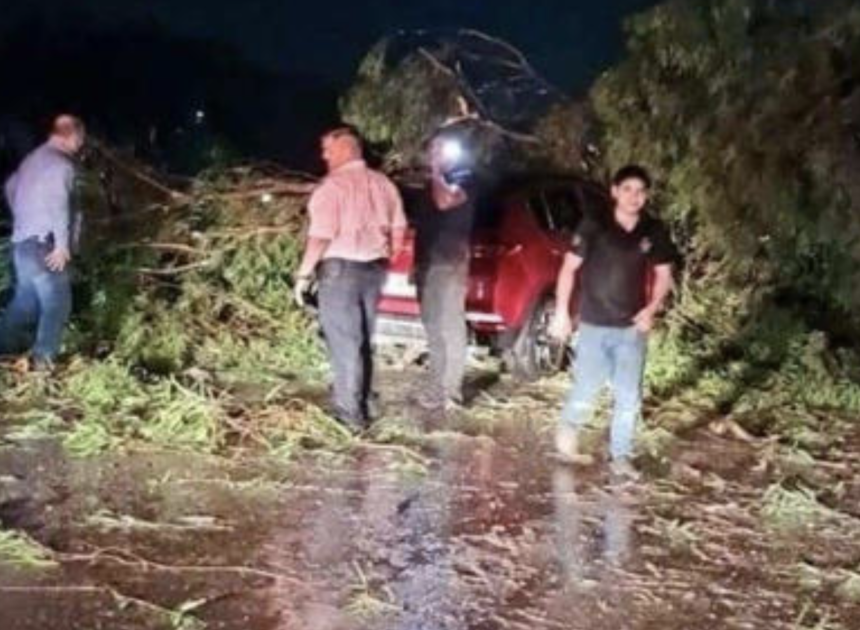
xmin=471 ymin=243 xmax=522 ymax=258
xmin=382 ymin=272 xmax=418 ymax=299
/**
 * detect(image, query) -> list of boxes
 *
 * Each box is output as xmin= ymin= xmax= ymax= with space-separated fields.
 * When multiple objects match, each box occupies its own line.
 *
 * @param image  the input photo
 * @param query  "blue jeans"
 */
xmin=0 ymin=238 xmax=72 ymax=362
xmin=560 ymin=323 xmax=647 ymax=460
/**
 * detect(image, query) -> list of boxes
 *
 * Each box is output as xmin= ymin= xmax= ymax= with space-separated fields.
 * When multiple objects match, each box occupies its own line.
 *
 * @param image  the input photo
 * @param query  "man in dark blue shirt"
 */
xmin=550 ymin=165 xmax=676 ymax=478
xmin=0 ymin=115 xmax=85 ymax=368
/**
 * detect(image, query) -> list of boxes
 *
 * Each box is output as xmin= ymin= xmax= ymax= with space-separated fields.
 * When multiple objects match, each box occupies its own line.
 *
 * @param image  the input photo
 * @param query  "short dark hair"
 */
xmin=51 ymin=114 xmax=85 ymax=139
xmin=323 ymin=124 xmax=362 ymax=145
xmin=611 ymin=164 xmax=652 ymax=189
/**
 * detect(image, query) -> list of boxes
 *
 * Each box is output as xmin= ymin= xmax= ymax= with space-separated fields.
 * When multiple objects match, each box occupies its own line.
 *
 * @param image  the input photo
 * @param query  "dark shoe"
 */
xmin=328 ymin=403 xmax=366 ymax=434
xmin=364 ymin=392 xmax=382 ymax=422
xmin=333 ymin=415 xmax=365 ymax=434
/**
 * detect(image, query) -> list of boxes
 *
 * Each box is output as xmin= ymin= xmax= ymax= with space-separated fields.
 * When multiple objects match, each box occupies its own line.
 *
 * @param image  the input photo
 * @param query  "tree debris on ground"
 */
xmin=1 ymin=145 xmax=332 ymax=458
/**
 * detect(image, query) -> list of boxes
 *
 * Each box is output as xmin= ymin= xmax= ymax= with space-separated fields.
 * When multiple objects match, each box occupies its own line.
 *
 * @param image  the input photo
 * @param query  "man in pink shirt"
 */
xmin=295 ymin=127 xmax=407 ymax=430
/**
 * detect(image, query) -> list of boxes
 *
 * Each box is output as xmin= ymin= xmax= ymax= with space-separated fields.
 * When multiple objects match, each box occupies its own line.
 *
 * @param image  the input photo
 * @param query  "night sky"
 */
xmin=0 ymin=0 xmax=660 ymax=169
xmin=4 ymin=0 xmax=658 ymax=91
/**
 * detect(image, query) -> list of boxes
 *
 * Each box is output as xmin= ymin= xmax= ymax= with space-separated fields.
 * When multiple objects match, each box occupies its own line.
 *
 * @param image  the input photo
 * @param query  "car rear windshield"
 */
xmin=525 ymin=186 xmax=588 ymax=234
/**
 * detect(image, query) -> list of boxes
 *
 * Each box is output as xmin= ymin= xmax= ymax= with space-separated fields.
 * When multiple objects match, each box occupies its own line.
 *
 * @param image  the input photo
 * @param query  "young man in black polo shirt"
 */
xmin=550 ymin=165 xmax=676 ymax=477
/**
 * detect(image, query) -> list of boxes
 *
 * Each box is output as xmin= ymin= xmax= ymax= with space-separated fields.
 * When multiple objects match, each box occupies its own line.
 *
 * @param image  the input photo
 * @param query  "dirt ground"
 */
xmin=1 ymin=360 xmax=859 ymax=630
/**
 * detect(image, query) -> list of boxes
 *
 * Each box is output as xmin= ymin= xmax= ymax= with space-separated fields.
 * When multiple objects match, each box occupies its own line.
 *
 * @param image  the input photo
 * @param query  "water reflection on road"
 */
xmin=253 ymin=434 xmax=649 ymax=630
xmin=1 ymin=424 xmax=845 ymax=629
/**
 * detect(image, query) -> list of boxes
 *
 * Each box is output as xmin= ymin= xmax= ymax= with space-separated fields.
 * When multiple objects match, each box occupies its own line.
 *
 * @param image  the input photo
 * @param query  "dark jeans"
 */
xmin=0 ymin=238 xmax=72 ymax=362
xmin=417 ymin=261 xmax=469 ymax=403
xmin=317 ymin=258 xmax=386 ymax=424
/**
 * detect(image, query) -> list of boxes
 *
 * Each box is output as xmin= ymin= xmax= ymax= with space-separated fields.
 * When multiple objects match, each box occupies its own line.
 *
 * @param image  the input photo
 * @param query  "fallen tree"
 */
xmin=341 ymin=29 xmax=594 ymax=174
xmin=0 ymin=145 xmax=340 ymax=457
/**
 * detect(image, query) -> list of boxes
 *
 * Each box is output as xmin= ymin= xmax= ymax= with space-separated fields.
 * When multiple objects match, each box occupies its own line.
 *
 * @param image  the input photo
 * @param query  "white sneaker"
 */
xmin=554 ymin=425 xmax=594 ymax=465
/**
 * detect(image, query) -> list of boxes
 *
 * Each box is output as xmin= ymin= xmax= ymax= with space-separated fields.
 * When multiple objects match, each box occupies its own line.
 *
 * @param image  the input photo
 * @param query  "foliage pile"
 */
xmin=6 ymin=1 xmax=860 ymax=460
xmin=0 ymin=156 xmax=332 ymax=457
xmin=589 ymin=0 xmax=860 ymax=441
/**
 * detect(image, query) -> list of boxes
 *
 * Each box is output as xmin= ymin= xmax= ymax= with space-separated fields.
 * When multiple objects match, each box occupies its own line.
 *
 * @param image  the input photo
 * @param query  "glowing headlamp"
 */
xmin=440 ymin=138 xmax=465 ymax=164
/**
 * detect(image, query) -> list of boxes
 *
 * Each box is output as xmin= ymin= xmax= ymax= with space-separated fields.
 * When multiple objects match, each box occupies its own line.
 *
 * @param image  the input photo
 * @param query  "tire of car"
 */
xmin=505 ymin=295 xmax=573 ymax=381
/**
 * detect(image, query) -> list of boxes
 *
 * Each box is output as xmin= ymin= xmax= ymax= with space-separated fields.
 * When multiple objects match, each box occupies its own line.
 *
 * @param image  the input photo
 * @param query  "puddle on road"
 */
xmin=1 ymin=419 xmax=858 ymax=630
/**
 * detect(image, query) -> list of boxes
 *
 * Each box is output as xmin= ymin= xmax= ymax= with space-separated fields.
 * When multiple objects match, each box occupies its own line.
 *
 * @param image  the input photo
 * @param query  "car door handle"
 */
xmin=505 ymin=244 xmax=523 ymax=257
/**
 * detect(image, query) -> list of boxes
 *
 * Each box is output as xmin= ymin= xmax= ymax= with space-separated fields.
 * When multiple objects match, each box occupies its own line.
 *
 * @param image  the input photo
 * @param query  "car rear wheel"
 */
xmin=506 ymin=296 xmax=573 ymax=381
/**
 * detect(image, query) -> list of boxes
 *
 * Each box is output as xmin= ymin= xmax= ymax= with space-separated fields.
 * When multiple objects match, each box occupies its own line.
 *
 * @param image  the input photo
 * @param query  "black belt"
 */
xmin=319 ymin=257 xmax=387 ymax=269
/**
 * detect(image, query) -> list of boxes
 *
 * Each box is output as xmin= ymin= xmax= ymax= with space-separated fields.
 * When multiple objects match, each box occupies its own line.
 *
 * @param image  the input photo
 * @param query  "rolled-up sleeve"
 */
xmin=307 ymin=181 xmax=339 ymax=240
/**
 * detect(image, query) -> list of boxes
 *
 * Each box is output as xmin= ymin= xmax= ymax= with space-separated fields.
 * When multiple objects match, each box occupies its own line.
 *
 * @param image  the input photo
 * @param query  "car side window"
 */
xmin=523 ymin=182 xmax=609 ymax=233
xmin=526 ymin=191 xmax=550 ymax=229
xmin=526 ymin=190 xmax=552 ymax=230
xmin=578 ymin=186 xmax=610 ymax=222
xmin=543 ymin=189 xmax=581 ymax=234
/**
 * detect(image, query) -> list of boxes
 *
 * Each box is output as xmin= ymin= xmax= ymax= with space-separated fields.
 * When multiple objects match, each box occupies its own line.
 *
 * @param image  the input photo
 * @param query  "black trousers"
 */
xmin=317 ymin=258 xmax=386 ymax=424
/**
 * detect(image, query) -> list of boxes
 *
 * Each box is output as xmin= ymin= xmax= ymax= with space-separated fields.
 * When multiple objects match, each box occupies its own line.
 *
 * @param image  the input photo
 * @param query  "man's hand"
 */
xmin=45 ymin=247 xmax=71 ymax=272
xmin=293 ymin=275 xmax=316 ymax=308
xmin=549 ymin=311 xmax=573 ymax=342
xmin=632 ymin=305 xmax=658 ymax=333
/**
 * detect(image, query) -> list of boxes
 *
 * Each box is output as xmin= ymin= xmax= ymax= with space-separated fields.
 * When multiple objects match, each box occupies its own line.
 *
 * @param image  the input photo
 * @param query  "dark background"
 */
xmin=0 ymin=0 xmax=657 ymax=172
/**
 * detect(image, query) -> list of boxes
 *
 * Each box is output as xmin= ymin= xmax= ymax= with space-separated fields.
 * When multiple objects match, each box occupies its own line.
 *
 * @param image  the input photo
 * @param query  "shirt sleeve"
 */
xmin=570 ymin=216 xmax=597 ymax=259
xmin=647 ymin=221 xmax=678 ymax=265
xmin=307 ymin=180 xmax=339 ymax=240
xmin=46 ymin=162 xmax=74 ymax=251
xmin=4 ymin=172 xmax=18 ymax=207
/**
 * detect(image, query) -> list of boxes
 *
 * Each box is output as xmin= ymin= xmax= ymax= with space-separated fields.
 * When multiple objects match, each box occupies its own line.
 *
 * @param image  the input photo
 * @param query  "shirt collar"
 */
xmin=333 ymin=159 xmax=366 ymax=174
xmin=612 ymin=211 xmax=647 ymax=235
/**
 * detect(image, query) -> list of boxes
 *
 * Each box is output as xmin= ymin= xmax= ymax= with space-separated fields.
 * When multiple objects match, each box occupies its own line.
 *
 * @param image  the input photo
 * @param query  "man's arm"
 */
xmin=648 ymin=264 xmax=674 ymax=310
xmin=296 ymin=236 xmax=331 ymax=278
xmin=632 ymin=264 xmax=674 ymax=332
xmin=386 ymin=178 xmax=408 ymax=255
xmin=44 ymin=163 xmax=75 ymax=272
xmin=294 ymin=234 xmax=331 ymax=307
xmin=432 ymin=179 xmax=468 ymax=212
xmin=391 ymin=227 xmax=407 ymax=256
xmin=550 ymin=252 xmax=584 ymax=340
xmin=633 ymin=220 xmax=678 ymax=332
xmin=298 ymin=182 xmax=338 ymax=277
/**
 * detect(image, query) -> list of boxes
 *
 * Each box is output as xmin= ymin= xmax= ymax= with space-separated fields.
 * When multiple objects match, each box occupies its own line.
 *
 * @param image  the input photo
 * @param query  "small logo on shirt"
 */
xmin=639 ymin=237 xmax=653 ymax=254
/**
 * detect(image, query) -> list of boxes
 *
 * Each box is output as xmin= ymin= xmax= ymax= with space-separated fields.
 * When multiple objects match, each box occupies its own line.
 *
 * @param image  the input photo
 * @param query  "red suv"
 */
xmin=375 ymin=175 xmax=609 ymax=380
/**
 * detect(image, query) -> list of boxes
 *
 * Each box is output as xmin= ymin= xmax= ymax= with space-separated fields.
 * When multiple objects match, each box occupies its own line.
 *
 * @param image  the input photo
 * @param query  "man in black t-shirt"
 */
xmin=550 ymin=165 xmax=677 ymax=478
xmin=413 ymin=136 xmax=477 ymax=411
